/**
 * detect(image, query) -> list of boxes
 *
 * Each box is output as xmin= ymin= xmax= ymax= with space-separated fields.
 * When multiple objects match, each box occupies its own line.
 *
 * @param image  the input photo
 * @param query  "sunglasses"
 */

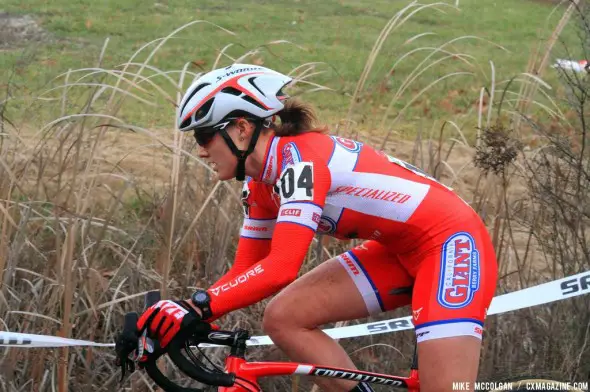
xmin=193 ymin=121 xmax=232 ymax=147
xmin=193 ymin=129 xmax=217 ymax=147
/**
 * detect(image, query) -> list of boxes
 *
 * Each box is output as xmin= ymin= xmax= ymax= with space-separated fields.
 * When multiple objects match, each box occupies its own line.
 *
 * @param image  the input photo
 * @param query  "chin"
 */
xmin=217 ymin=170 xmax=235 ymax=181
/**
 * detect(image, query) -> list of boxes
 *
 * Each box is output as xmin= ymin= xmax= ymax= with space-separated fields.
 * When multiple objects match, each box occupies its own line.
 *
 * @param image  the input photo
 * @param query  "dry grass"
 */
xmin=0 ymin=1 xmax=589 ymax=391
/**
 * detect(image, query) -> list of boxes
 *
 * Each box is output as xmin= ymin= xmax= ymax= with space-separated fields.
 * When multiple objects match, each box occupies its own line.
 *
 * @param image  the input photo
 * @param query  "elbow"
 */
xmin=272 ymin=263 xmax=301 ymax=289
xmin=275 ymin=271 xmax=298 ymax=289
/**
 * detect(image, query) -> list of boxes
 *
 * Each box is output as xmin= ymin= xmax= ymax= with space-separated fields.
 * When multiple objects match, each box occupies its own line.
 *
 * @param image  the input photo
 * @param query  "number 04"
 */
xmin=277 ymin=162 xmax=314 ymax=202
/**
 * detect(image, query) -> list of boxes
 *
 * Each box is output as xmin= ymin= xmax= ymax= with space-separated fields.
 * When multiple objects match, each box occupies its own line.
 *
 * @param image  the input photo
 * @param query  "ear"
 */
xmin=235 ymin=118 xmax=255 ymax=138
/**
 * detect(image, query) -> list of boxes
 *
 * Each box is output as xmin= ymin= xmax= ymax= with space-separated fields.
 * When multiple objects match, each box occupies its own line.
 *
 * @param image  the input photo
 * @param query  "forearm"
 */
xmin=207 ymin=225 xmax=314 ymax=319
xmin=209 ymin=237 xmax=271 ymax=288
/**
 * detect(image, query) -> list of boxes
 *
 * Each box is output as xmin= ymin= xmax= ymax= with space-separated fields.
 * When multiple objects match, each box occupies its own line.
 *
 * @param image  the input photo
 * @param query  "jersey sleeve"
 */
xmin=208 ymin=178 xmax=276 ymax=289
xmin=206 ymin=142 xmax=332 ymax=320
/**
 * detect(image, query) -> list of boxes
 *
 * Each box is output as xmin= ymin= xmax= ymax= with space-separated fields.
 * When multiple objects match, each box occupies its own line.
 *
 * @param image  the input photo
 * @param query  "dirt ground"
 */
xmin=0 ymin=12 xmax=48 ymax=49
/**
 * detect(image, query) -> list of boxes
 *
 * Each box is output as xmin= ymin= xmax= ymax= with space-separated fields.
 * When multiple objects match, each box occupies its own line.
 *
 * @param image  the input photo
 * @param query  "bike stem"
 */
xmin=229 ymin=330 xmax=250 ymax=359
xmin=221 ymin=330 xmax=262 ymax=392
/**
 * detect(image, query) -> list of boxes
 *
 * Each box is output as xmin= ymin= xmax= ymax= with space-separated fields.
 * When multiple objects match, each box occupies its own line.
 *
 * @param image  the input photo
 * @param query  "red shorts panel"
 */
xmin=339 ymin=220 xmax=498 ymax=342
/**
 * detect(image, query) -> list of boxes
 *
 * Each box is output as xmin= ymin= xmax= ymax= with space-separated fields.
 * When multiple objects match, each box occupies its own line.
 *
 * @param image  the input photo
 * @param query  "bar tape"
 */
xmin=1 ymin=270 xmax=588 ymax=348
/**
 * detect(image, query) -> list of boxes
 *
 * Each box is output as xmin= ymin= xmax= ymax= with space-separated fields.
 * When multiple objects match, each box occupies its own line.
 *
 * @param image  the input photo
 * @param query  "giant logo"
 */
xmin=317 ymin=215 xmax=337 ymax=234
xmin=437 ymin=232 xmax=480 ymax=308
xmin=332 ymin=136 xmax=362 ymax=153
xmin=282 ymin=142 xmax=301 ymax=169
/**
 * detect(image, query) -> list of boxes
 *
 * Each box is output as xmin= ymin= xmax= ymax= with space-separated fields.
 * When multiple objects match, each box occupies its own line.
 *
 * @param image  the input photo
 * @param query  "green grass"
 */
xmin=0 ymin=0 xmax=581 ymax=138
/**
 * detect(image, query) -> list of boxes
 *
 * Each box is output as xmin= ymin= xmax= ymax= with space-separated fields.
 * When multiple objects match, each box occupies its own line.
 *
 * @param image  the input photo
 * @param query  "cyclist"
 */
xmin=133 ymin=64 xmax=498 ymax=392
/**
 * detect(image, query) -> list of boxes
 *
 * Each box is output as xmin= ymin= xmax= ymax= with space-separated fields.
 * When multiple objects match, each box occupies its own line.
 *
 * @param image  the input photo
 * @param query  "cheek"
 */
xmin=208 ymin=139 xmax=228 ymax=159
xmin=215 ymin=147 xmax=234 ymax=165
xmin=210 ymin=144 xmax=235 ymax=169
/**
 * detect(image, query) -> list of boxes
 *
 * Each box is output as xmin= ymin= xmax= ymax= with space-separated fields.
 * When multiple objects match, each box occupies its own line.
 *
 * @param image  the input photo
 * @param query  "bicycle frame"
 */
xmin=134 ymin=291 xmax=420 ymax=392
xmin=222 ymin=356 xmax=420 ymax=392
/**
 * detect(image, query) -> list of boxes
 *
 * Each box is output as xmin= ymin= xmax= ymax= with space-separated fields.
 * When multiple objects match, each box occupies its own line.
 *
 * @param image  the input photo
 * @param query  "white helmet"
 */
xmin=177 ymin=64 xmax=292 ymax=132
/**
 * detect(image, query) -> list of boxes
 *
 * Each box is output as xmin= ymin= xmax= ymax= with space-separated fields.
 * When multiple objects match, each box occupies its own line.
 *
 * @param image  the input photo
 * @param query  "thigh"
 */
xmin=265 ymin=256 xmax=369 ymax=329
xmin=266 ymin=240 xmax=413 ymax=328
xmin=409 ymin=223 xmax=498 ymax=343
xmin=344 ymin=240 xmax=414 ymax=315
xmin=408 ymin=223 xmax=498 ymax=391
xmin=418 ymin=336 xmax=482 ymax=392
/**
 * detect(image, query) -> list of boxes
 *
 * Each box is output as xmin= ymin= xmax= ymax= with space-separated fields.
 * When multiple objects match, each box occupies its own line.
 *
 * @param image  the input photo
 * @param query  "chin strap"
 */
xmin=219 ymin=120 xmax=264 ymax=182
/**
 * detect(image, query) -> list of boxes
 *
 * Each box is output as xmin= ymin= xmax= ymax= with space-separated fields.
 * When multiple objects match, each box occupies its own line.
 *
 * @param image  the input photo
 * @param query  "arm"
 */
xmin=210 ymin=223 xmax=273 ymax=288
xmin=208 ymin=179 xmax=275 ymax=291
xmin=206 ymin=160 xmax=331 ymax=320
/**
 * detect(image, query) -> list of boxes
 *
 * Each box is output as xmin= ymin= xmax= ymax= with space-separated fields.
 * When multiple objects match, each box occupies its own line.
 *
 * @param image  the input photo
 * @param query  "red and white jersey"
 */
xmin=206 ymin=132 xmax=476 ymax=320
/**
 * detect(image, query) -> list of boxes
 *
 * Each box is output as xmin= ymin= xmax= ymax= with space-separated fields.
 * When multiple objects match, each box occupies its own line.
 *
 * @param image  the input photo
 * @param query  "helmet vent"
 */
xmin=276 ymin=87 xmax=289 ymax=100
xmin=194 ymin=98 xmax=215 ymax=122
xmin=248 ymin=77 xmax=266 ymax=97
xmin=180 ymin=83 xmax=210 ymax=114
xmin=180 ymin=118 xmax=192 ymax=129
xmin=242 ymin=94 xmax=266 ymax=110
xmin=221 ymin=87 xmax=242 ymax=96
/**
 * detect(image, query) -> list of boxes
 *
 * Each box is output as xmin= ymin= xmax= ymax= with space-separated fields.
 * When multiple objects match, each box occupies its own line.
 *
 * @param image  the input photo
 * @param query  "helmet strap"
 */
xmin=219 ymin=120 xmax=264 ymax=182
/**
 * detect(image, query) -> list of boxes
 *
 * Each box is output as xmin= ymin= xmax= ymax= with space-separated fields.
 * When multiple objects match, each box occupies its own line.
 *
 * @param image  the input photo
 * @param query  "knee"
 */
xmin=262 ymin=297 xmax=291 ymax=337
xmin=262 ymin=295 xmax=312 ymax=339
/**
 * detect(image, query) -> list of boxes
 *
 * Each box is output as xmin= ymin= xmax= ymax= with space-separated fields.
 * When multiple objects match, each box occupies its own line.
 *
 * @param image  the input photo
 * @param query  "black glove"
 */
xmin=115 ymin=312 xmax=140 ymax=381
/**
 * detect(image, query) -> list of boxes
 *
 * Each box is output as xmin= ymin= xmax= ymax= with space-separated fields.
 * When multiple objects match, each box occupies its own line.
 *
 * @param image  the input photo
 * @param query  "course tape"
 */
xmin=1 ymin=270 xmax=589 ymax=348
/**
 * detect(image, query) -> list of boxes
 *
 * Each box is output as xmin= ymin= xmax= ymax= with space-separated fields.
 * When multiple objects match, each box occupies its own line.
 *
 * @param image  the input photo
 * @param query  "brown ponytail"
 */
xmin=271 ymin=98 xmax=328 ymax=136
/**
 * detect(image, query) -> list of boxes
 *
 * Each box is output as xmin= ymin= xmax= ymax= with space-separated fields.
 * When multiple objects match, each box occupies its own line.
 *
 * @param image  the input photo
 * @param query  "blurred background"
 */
xmin=0 ymin=0 xmax=588 ymax=391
